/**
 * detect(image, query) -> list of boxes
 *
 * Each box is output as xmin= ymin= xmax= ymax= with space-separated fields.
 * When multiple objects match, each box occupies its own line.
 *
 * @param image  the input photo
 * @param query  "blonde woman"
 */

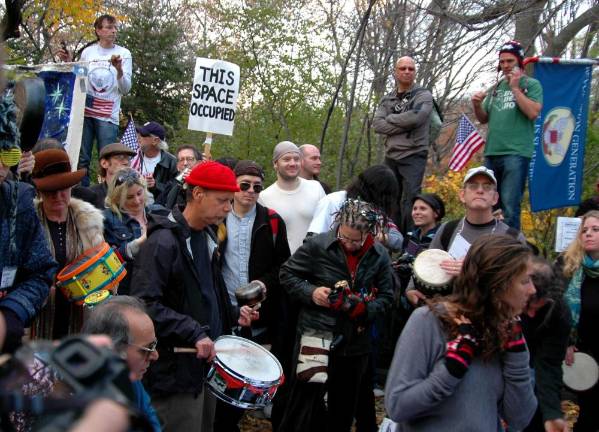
xmin=103 ymin=167 xmax=167 ymax=294
xmin=559 ymin=210 xmax=599 ymax=431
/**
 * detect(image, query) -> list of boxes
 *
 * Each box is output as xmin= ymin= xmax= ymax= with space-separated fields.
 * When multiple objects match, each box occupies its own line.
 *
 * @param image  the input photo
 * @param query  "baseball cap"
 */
xmin=463 ymin=166 xmax=497 ymax=185
xmin=136 ymin=121 xmax=165 ymax=141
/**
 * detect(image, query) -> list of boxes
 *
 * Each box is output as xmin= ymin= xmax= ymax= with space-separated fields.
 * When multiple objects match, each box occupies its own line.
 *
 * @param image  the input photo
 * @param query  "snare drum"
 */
xmin=562 ymin=352 xmax=599 ymax=392
xmin=206 ymin=335 xmax=284 ymax=409
xmin=56 ymin=242 xmax=126 ymax=305
xmin=412 ymin=249 xmax=454 ymax=298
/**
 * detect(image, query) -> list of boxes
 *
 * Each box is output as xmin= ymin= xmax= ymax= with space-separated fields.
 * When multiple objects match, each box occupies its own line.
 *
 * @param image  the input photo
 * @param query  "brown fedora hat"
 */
xmin=32 ymin=149 xmax=85 ymax=192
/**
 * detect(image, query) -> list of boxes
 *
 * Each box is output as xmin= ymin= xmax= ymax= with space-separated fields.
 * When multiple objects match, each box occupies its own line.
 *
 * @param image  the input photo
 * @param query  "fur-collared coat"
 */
xmin=33 ymin=197 xmax=104 ymax=339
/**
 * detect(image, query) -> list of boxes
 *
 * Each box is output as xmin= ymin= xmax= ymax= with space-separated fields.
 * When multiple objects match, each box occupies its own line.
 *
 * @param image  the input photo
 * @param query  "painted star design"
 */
xmin=49 ymin=84 xmax=63 ymax=105
xmin=55 ymin=99 xmax=68 ymax=119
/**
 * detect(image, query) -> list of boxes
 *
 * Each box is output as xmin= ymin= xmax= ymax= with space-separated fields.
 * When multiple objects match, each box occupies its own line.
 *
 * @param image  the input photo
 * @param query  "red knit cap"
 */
xmin=184 ymin=161 xmax=240 ymax=192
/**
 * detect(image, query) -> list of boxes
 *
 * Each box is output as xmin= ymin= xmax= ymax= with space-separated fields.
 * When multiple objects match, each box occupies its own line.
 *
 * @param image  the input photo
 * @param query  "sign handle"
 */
xmin=203 ymin=133 xmax=213 ymax=160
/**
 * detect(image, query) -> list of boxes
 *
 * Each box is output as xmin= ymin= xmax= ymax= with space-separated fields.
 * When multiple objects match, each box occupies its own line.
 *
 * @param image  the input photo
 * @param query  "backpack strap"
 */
xmin=440 ymin=219 xmax=461 ymax=251
xmin=267 ymin=208 xmax=279 ymax=245
xmin=506 ymin=227 xmax=519 ymax=239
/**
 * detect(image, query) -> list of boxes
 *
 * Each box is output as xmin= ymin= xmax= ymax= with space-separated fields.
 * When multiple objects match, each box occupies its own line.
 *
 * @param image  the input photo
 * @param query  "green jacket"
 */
xmin=280 ymin=230 xmax=393 ymax=356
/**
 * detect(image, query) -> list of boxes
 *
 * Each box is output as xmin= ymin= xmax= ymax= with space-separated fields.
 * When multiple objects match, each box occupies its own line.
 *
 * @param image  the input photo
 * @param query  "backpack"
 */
xmin=407 ymin=87 xmax=444 ymax=145
xmin=439 ymin=218 xmax=519 ymax=251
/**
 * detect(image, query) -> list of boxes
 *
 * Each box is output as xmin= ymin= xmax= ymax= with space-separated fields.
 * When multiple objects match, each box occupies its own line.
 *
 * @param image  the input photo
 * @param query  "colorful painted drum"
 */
xmin=56 ymin=242 xmax=126 ymax=305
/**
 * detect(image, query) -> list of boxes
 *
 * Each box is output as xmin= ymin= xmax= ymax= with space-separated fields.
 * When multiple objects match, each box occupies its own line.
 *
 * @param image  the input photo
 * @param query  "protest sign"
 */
xmin=555 ymin=216 xmax=582 ymax=252
xmin=188 ymin=58 xmax=240 ymax=136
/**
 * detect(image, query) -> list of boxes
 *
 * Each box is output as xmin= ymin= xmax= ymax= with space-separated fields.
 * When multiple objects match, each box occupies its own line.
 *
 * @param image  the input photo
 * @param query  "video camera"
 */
xmin=0 ymin=336 xmax=152 ymax=432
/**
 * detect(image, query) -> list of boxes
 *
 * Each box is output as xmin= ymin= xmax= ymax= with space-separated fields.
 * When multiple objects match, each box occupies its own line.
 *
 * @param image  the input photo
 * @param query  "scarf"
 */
xmin=564 ymin=254 xmax=599 ymax=344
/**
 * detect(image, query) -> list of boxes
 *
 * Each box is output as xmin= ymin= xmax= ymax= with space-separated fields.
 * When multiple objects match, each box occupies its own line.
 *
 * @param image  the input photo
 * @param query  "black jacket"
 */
xmin=148 ymin=150 xmax=178 ymax=199
xmin=522 ymin=298 xmax=571 ymax=424
xmin=220 ymin=203 xmax=291 ymax=342
xmin=280 ymin=230 xmax=393 ymax=356
xmin=131 ymin=207 xmax=233 ymax=396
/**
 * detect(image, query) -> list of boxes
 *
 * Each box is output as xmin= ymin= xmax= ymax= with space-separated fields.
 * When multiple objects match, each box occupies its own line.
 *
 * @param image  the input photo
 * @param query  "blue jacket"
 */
xmin=132 ymin=380 xmax=161 ymax=432
xmin=0 ymin=181 xmax=57 ymax=351
xmin=103 ymin=204 xmax=168 ymax=295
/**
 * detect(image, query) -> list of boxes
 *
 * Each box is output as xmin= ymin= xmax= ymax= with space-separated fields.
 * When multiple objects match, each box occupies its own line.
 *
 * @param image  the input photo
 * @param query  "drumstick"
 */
xmin=173 ymin=346 xmax=244 ymax=354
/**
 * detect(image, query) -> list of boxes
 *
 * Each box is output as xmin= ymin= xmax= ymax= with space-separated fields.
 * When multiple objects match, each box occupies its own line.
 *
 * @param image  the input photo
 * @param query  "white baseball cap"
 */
xmin=463 ymin=166 xmax=497 ymax=185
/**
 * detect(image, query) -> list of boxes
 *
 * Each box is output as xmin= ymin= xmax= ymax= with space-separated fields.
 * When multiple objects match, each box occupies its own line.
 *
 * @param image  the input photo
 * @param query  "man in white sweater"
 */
xmin=259 ymin=141 xmax=325 ymax=253
xmin=59 ymin=14 xmax=133 ymax=186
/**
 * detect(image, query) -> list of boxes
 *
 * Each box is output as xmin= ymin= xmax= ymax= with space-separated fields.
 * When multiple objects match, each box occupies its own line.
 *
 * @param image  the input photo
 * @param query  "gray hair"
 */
xmin=81 ymin=295 xmax=147 ymax=353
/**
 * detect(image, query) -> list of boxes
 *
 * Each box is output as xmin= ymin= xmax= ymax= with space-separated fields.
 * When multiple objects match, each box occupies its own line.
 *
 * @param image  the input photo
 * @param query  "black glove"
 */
xmin=445 ymin=323 xmax=477 ymax=378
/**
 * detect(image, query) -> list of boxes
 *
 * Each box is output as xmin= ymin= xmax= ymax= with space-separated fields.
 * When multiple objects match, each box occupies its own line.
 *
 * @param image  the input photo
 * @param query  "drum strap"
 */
xmin=267 ymin=208 xmax=279 ymax=245
xmin=440 ymin=218 xmax=519 ymax=251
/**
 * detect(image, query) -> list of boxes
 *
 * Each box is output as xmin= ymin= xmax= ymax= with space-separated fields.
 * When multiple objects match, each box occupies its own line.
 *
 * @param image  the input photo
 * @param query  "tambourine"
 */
xmin=562 ymin=352 xmax=599 ymax=392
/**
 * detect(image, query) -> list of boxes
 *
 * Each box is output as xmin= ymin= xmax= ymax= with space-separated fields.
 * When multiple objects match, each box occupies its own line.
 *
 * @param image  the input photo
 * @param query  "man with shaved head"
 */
xmin=373 ymin=56 xmax=433 ymax=232
xmin=299 ymin=143 xmax=331 ymax=194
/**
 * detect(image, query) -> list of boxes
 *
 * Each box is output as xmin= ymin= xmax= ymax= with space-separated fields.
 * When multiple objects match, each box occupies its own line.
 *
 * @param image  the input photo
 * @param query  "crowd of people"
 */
xmin=0 ymin=13 xmax=598 ymax=432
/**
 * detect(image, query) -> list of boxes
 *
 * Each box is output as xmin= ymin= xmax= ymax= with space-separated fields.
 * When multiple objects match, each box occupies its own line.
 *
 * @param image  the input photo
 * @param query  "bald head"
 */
xmin=299 ymin=144 xmax=322 ymax=179
xmin=394 ymin=57 xmax=416 ymax=91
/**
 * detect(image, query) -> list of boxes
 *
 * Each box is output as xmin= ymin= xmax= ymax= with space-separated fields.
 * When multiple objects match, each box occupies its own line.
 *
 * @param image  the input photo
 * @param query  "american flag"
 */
xmin=84 ymin=95 xmax=114 ymax=118
xmin=449 ymin=114 xmax=485 ymax=171
xmin=120 ymin=119 xmax=142 ymax=172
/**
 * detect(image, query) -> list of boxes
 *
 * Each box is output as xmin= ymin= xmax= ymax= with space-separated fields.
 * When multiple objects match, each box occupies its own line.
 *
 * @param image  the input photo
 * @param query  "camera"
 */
xmin=0 ymin=336 xmax=152 ymax=432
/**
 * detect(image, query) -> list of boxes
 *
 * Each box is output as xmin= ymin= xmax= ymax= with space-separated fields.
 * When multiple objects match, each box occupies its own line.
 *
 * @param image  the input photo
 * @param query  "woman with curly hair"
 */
xmin=385 ymin=234 xmax=537 ymax=431
xmin=559 ymin=210 xmax=599 ymax=431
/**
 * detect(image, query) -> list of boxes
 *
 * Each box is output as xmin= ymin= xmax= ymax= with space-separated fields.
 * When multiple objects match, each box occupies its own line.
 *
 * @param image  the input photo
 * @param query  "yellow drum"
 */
xmin=56 ymin=242 xmax=126 ymax=305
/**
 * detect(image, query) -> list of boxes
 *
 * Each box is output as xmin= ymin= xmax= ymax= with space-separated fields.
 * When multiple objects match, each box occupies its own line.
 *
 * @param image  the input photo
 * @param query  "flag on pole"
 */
xmin=448 ymin=114 xmax=485 ymax=171
xmin=120 ymin=118 xmax=142 ymax=172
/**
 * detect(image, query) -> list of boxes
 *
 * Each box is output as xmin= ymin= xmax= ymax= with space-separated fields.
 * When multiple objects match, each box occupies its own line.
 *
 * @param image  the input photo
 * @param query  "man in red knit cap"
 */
xmin=131 ymin=161 xmax=256 ymax=432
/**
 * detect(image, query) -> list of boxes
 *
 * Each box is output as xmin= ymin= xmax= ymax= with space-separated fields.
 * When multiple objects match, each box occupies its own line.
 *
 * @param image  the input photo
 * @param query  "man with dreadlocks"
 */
xmin=278 ymin=199 xmax=393 ymax=432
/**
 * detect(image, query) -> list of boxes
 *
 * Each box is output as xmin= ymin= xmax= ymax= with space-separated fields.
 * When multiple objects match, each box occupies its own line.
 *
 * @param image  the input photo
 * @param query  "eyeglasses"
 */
xmin=239 ymin=182 xmax=263 ymax=193
xmin=128 ymin=339 xmax=158 ymax=357
xmin=337 ymin=231 xmax=366 ymax=247
xmin=397 ymin=66 xmax=415 ymax=71
xmin=115 ymin=170 xmax=141 ymax=187
xmin=464 ymin=182 xmax=495 ymax=192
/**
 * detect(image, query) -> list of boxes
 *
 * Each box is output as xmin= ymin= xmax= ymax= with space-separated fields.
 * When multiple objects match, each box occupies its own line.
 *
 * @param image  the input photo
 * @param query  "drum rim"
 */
xmin=60 ymin=265 xmax=126 ymax=302
xmin=562 ymin=352 xmax=599 ymax=391
xmin=56 ymin=242 xmax=111 ymax=280
xmin=214 ymin=335 xmax=283 ymax=385
xmin=205 ymin=378 xmax=268 ymax=410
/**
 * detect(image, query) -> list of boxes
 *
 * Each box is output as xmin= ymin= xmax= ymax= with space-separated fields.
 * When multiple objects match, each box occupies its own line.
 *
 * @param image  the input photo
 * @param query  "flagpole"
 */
xmin=203 ymin=133 xmax=213 ymax=161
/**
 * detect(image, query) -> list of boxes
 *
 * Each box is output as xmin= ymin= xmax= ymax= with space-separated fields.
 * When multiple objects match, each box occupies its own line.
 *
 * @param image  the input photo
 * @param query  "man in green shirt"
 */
xmin=471 ymin=40 xmax=543 ymax=230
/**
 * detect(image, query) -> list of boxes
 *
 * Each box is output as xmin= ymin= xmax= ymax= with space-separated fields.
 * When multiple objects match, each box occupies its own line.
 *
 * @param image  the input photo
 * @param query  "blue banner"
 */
xmin=529 ymin=62 xmax=592 ymax=212
xmin=36 ymin=71 xmax=76 ymax=144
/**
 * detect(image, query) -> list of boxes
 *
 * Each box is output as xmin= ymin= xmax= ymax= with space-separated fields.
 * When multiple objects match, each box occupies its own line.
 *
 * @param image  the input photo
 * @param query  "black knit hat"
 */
xmin=234 ymin=160 xmax=265 ymax=180
xmin=412 ymin=193 xmax=446 ymax=221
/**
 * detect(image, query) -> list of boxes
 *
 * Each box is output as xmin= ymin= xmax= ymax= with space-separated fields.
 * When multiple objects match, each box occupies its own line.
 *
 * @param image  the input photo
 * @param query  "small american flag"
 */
xmin=84 ymin=95 xmax=114 ymax=119
xmin=449 ymin=114 xmax=485 ymax=171
xmin=120 ymin=119 xmax=142 ymax=172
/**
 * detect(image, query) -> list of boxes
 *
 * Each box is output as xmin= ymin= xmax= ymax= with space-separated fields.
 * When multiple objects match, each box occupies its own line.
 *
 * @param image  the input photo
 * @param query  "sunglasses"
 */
xmin=239 ymin=182 xmax=263 ymax=193
xmin=128 ymin=339 xmax=158 ymax=357
xmin=115 ymin=170 xmax=141 ymax=187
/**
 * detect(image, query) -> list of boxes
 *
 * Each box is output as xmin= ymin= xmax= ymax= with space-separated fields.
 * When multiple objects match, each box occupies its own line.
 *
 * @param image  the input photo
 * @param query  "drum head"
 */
xmin=562 ymin=352 xmax=599 ymax=392
xmin=413 ymin=249 xmax=453 ymax=286
xmin=215 ymin=336 xmax=281 ymax=383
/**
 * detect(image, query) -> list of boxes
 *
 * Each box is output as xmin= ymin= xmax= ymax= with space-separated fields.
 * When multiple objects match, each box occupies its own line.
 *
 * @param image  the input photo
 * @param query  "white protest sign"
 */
xmin=188 ymin=58 xmax=240 ymax=136
xmin=555 ymin=216 xmax=582 ymax=252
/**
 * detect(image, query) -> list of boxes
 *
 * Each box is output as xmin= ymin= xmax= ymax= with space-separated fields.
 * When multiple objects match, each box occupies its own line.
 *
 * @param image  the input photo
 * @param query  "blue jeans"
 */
xmin=485 ymin=155 xmax=530 ymax=230
xmin=78 ymin=117 xmax=119 ymax=186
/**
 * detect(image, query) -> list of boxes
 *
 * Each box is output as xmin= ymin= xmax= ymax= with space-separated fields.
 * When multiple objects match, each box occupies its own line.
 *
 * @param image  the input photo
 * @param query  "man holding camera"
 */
xmin=471 ymin=40 xmax=543 ymax=230
xmin=82 ymin=296 xmax=161 ymax=431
